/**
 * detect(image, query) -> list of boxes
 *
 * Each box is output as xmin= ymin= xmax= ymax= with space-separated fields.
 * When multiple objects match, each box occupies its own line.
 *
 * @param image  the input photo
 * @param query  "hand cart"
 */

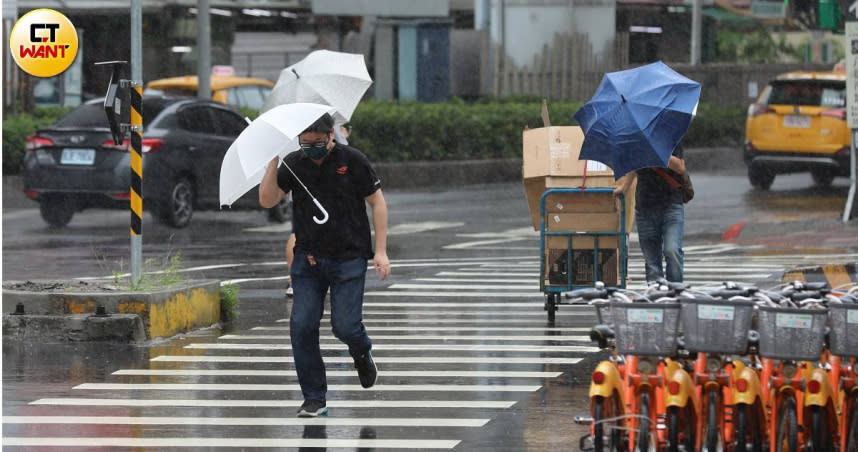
xmin=539 ymin=187 xmax=628 ymax=321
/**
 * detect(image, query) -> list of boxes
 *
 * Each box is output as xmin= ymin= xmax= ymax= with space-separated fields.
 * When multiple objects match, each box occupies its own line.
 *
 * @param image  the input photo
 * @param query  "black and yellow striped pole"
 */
xmin=128 ymin=81 xmax=143 ymax=285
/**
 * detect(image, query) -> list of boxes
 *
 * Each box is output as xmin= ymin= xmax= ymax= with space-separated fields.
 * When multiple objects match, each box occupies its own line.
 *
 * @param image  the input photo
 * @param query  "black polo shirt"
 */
xmin=277 ymin=143 xmax=381 ymax=260
xmin=635 ymin=144 xmax=685 ymax=211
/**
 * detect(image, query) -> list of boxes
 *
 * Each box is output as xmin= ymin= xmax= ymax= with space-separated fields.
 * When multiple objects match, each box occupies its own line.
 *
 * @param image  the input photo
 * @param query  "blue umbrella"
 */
xmin=574 ymin=61 xmax=701 ymax=179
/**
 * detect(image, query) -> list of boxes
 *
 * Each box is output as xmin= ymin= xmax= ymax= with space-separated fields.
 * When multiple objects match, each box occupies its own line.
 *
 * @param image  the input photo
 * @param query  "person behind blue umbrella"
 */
xmin=613 ymin=143 xmax=687 ymax=283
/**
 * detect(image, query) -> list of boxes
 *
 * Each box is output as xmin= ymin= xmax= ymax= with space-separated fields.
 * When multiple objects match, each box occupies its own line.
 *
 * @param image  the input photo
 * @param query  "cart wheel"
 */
xmin=545 ymin=294 xmax=557 ymax=322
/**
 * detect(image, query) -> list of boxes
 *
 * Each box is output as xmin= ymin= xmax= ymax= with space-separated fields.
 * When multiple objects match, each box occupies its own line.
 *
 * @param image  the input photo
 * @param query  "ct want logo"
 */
xmin=9 ymin=9 xmax=78 ymax=77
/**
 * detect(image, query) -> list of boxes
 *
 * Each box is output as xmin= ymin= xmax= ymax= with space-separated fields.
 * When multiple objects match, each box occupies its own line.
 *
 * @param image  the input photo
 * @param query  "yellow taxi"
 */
xmin=744 ymin=69 xmax=850 ymax=189
xmin=145 ymin=75 xmax=274 ymax=110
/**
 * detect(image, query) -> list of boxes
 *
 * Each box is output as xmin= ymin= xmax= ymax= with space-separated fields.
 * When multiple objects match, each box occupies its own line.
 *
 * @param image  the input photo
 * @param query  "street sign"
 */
xmin=751 ymin=0 xmax=786 ymax=17
xmin=95 ymin=61 xmax=128 ymax=145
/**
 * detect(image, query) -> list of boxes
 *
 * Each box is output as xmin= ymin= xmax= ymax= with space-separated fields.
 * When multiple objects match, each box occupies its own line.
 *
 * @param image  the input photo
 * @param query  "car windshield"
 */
xmin=53 ymin=98 xmax=172 ymax=128
xmin=764 ymin=81 xmax=846 ymax=108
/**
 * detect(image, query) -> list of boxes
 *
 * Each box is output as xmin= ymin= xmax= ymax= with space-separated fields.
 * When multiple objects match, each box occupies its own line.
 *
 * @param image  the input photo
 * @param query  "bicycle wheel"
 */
xmin=667 ymin=405 xmax=695 ymax=452
xmin=775 ymin=396 xmax=798 ymax=452
xmin=806 ymin=405 xmax=832 ymax=452
xmin=733 ymin=403 xmax=763 ymax=452
xmin=701 ymin=390 xmax=722 ymax=452
xmin=636 ymin=392 xmax=653 ymax=452
xmin=593 ymin=394 xmax=623 ymax=451
xmin=847 ymin=395 xmax=858 ymax=452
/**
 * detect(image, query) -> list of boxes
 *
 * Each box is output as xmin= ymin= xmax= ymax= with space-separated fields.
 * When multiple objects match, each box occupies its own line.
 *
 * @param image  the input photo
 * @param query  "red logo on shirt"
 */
xmin=336 ymin=165 xmax=348 ymax=175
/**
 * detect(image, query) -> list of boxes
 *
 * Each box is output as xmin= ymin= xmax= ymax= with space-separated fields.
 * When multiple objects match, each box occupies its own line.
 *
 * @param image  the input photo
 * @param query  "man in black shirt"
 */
xmin=614 ymin=144 xmax=686 ymax=283
xmin=259 ymin=113 xmax=389 ymax=418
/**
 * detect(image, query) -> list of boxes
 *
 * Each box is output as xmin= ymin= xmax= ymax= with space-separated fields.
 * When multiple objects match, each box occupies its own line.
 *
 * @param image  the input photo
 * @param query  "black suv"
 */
xmin=22 ymin=95 xmax=289 ymax=228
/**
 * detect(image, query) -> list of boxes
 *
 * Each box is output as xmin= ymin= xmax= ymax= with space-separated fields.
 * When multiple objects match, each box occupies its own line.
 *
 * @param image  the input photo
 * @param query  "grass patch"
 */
xmin=220 ymin=283 xmax=240 ymax=322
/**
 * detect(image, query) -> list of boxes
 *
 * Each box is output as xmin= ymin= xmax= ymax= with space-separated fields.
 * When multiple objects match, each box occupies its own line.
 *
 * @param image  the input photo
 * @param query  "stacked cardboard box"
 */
xmin=521 ymin=115 xmax=634 ymax=287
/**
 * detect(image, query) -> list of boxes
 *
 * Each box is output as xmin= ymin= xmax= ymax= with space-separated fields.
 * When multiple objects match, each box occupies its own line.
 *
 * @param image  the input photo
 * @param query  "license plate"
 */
xmin=60 ymin=148 xmax=95 ymax=165
xmin=783 ymin=115 xmax=811 ymax=128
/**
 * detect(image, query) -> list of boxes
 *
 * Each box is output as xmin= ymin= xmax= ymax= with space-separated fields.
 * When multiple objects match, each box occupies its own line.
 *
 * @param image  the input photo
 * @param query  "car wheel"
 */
xmin=156 ymin=177 xmax=194 ymax=228
xmin=810 ymin=168 xmax=835 ymax=187
xmin=268 ymin=198 xmax=291 ymax=223
xmin=748 ymin=165 xmax=775 ymax=190
xmin=39 ymin=194 xmax=75 ymax=228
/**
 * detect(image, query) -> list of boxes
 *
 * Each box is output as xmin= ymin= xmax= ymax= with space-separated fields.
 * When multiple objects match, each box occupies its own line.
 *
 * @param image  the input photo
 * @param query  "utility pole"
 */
xmin=130 ymin=0 xmax=143 ymax=284
xmin=690 ymin=0 xmax=702 ymax=64
xmin=197 ymin=0 xmax=211 ymax=99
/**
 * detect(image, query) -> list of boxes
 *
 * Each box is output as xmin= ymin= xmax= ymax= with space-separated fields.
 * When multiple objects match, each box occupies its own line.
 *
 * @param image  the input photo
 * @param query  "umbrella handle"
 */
xmin=312 ymin=198 xmax=329 ymax=225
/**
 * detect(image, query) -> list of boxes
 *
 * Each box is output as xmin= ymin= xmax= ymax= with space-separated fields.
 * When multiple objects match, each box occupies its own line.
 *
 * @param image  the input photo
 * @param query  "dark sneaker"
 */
xmin=354 ymin=351 xmax=378 ymax=388
xmin=297 ymin=399 xmax=327 ymax=417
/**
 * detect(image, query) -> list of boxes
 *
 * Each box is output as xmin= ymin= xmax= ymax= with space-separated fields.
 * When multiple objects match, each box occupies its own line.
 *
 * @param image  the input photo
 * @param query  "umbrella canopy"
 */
xmin=573 ymin=61 xmax=701 ymax=179
xmin=260 ymin=50 xmax=372 ymax=123
xmin=219 ymin=102 xmax=336 ymax=207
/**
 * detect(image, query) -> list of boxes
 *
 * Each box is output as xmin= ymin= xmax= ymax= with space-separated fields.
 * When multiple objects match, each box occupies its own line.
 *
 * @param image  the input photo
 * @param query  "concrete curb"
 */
xmin=782 ymin=263 xmax=858 ymax=289
xmin=3 ymin=313 xmax=146 ymax=342
xmin=2 ymin=280 xmax=222 ymax=341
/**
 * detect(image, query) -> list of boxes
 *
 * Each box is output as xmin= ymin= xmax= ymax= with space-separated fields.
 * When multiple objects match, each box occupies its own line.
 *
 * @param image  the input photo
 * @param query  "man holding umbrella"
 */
xmin=574 ymin=61 xmax=700 ymax=284
xmin=259 ymin=113 xmax=390 ymax=418
xmin=613 ymin=145 xmax=687 ymax=283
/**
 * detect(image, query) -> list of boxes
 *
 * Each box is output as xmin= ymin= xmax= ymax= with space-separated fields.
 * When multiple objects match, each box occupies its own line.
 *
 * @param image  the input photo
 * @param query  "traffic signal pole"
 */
xmin=130 ymin=0 xmax=143 ymax=284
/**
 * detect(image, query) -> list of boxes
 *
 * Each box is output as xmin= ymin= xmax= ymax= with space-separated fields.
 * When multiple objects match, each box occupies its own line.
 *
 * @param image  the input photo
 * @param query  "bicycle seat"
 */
xmin=564 ymin=287 xmax=608 ymax=301
xmin=709 ymin=287 xmax=758 ymax=299
xmin=791 ymin=291 xmax=824 ymax=303
xmin=838 ymin=293 xmax=858 ymax=304
xmin=790 ymin=281 xmax=829 ymax=291
xmin=590 ymin=324 xmax=615 ymax=348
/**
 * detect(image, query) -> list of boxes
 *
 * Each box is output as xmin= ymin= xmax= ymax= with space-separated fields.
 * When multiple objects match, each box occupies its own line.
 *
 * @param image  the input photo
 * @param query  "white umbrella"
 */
xmin=261 ymin=50 xmax=372 ymax=123
xmin=219 ymin=103 xmax=336 ymax=224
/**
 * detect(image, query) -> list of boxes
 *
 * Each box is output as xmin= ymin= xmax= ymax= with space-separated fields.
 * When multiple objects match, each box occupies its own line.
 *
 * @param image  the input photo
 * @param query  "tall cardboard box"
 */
xmin=521 ymin=125 xmax=636 ymax=232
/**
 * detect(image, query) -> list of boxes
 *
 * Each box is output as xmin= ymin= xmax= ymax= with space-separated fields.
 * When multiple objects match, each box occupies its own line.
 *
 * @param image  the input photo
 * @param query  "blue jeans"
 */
xmin=635 ymin=203 xmax=684 ymax=283
xmin=290 ymin=251 xmax=372 ymax=402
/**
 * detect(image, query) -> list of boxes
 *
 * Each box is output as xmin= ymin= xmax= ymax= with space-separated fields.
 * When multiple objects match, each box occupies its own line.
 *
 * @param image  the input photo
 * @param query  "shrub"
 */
xmin=220 ymin=283 xmax=240 ymax=322
xmin=347 ymin=99 xmax=745 ymax=162
xmin=3 ymin=106 xmax=71 ymax=174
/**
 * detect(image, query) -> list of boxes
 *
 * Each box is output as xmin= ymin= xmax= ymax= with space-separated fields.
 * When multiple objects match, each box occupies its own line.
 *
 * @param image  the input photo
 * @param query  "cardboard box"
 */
xmin=546 ymin=212 xmax=619 ymax=232
xmin=544 ymin=247 xmax=620 ymax=287
xmin=522 ymin=126 xmax=613 ymax=179
xmin=521 ymin=121 xmax=636 ymax=231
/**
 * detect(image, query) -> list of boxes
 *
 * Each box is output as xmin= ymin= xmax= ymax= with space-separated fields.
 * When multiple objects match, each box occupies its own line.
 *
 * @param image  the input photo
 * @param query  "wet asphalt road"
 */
xmin=3 ymin=172 xmax=857 ymax=450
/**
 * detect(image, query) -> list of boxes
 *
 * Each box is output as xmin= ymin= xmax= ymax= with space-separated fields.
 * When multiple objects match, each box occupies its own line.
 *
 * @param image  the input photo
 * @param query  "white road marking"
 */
xmin=1 ymin=437 xmax=460 ymax=449
xmin=291 ymin=310 xmax=593 ymax=317
xmin=388 ymin=221 xmax=465 ymax=235
xmin=364 ymin=292 xmax=544 ymax=298
xmin=387 ymin=283 xmax=539 ymax=290
xmin=150 ymin=356 xmax=584 ymax=365
xmin=184 ymin=343 xmax=599 ymax=352
xmin=220 ymin=275 xmax=290 ymax=286
xmin=3 ymin=415 xmax=489 ymax=428
xmin=30 ymin=398 xmax=518 ymax=409
xmin=74 ymin=383 xmax=542 ymax=392
xmin=113 ymin=369 xmax=563 ymax=378
xmin=436 ymin=272 xmax=538 ymax=277
xmin=416 ymin=278 xmax=537 ymax=283
xmin=252 ymin=326 xmax=590 ymax=332
xmin=219 ymin=334 xmax=591 ymax=342
xmin=363 ymin=302 xmax=547 ymax=307
xmin=278 ymin=317 xmax=592 ymax=324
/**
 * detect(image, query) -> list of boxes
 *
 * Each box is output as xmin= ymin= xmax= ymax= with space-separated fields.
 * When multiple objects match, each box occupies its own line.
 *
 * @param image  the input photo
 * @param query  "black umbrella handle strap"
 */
xmin=653 ymin=168 xmax=682 ymax=190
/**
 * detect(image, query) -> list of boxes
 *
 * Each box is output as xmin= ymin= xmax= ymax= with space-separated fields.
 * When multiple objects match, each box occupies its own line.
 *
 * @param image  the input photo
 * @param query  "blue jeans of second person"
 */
xmin=290 ymin=251 xmax=372 ymax=402
xmin=636 ymin=203 xmax=684 ymax=283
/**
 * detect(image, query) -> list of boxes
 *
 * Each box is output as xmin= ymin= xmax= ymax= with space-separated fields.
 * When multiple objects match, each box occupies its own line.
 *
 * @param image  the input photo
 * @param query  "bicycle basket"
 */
xmin=592 ymin=300 xmax=613 ymax=325
xmin=611 ymin=302 xmax=681 ymax=356
xmin=757 ymin=305 xmax=827 ymax=361
xmin=828 ymin=303 xmax=858 ymax=358
xmin=680 ymin=298 xmax=755 ymax=354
